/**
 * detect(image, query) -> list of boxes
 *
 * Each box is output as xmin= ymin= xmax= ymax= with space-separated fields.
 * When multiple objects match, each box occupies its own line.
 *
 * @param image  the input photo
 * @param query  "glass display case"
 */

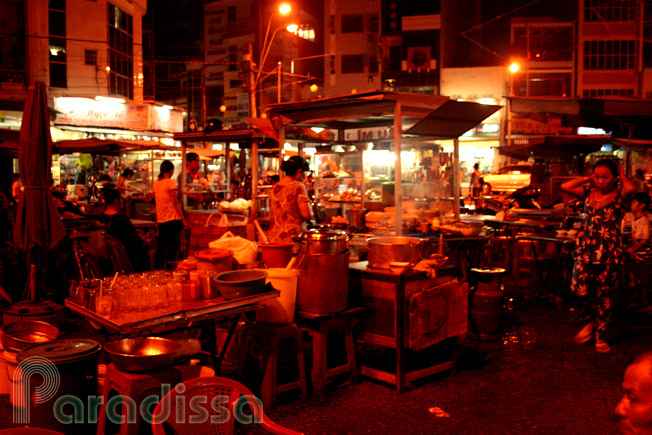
xmin=314 ymin=151 xmax=363 ymax=203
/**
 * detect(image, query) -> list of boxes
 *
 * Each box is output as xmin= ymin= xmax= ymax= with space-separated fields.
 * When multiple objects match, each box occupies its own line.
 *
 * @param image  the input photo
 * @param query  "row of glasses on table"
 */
xmin=76 ymin=268 xmax=224 ymax=317
xmin=72 ymin=271 xmax=184 ymax=317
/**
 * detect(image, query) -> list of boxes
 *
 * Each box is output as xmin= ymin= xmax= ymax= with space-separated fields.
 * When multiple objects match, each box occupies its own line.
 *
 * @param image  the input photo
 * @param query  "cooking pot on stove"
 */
xmin=366 ymin=236 xmax=425 ymax=269
xmin=296 ymin=229 xmax=349 ymax=254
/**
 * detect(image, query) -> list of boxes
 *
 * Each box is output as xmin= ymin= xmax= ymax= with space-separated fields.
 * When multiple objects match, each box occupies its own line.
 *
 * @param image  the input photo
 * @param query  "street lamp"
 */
xmin=248 ymin=3 xmax=295 ymax=116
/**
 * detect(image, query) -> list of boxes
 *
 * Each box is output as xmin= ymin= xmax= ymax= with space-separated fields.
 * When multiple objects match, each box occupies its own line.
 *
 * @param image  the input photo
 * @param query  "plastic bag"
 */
xmin=209 ymin=231 xmax=258 ymax=263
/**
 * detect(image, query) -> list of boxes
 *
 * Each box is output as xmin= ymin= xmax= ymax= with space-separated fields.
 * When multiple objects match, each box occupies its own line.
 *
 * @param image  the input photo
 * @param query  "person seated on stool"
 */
xmin=99 ymin=188 xmax=151 ymax=272
xmin=622 ymin=192 xmax=652 ymax=305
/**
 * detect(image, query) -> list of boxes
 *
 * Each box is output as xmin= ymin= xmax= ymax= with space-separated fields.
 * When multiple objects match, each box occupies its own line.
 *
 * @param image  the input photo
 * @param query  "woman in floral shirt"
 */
xmin=268 ymin=156 xmax=313 ymax=243
xmin=562 ymin=159 xmax=636 ymax=353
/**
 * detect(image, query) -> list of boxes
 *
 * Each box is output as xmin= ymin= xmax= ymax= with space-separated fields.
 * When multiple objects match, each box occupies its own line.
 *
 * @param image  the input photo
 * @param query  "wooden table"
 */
xmin=349 ymin=262 xmax=467 ymax=393
xmin=65 ymin=290 xmax=279 ymax=372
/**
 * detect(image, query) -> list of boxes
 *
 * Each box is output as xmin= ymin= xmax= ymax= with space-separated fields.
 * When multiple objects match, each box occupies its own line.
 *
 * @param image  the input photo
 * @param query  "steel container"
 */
xmin=104 ymin=337 xmax=180 ymax=373
xmin=366 ymin=237 xmax=424 ymax=270
xmin=297 ymin=229 xmax=349 ymax=255
xmin=296 ymin=250 xmax=350 ymax=314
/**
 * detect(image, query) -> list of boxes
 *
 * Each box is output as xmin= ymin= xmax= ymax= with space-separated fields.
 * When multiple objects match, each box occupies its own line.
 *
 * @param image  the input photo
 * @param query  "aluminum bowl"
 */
xmin=213 ymin=270 xmax=268 ymax=300
xmin=104 ymin=337 xmax=181 ymax=373
xmin=1 ymin=320 xmax=60 ymax=352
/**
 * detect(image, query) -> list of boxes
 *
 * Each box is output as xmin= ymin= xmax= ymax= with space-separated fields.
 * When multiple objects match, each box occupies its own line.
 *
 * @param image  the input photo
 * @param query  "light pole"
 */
xmin=248 ymin=3 xmax=295 ymax=117
xmin=506 ymin=62 xmax=519 ymax=148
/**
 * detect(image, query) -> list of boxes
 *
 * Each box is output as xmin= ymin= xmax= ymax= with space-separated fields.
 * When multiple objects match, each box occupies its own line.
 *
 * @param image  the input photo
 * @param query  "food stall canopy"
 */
xmin=266 ymin=91 xmax=502 ymax=230
xmin=266 ymin=91 xmax=501 ymax=138
xmin=53 ymin=137 xmax=177 ymax=155
xmin=53 ymin=137 xmax=141 ymax=155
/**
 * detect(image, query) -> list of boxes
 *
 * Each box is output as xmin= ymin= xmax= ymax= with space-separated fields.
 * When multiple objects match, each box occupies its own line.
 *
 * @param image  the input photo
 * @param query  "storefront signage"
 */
xmin=346 ymin=127 xmax=394 ymax=141
xmin=511 ymin=115 xmax=573 ymax=135
xmin=53 ymin=97 xmax=183 ymax=133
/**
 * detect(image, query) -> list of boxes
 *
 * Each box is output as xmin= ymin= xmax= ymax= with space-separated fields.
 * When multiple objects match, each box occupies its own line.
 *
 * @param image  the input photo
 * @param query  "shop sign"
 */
xmin=511 ymin=115 xmax=573 ymax=134
xmin=54 ymin=97 xmax=149 ymax=130
xmin=346 ymin=127 xmax=394 ymax=141
xmin=147 ymin=105 xmax=184 ymax=133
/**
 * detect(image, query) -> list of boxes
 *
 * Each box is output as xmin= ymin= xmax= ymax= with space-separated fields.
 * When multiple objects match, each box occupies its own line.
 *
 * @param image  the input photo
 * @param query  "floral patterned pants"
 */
xmin=571 ymin=261 xmax=620 ymax=340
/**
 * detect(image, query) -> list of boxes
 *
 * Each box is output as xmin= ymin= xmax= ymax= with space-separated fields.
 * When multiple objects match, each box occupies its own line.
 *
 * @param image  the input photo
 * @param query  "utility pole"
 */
xmin=245 ymin=42 xmax=257 ymax=118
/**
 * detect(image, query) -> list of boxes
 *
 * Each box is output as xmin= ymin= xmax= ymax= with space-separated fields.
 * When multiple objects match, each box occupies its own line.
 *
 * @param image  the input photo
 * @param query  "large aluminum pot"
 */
xmin=367 ymin=236 xmax=424 ymax=269
xmin=297 ymin=228 xmax=349 ymax=254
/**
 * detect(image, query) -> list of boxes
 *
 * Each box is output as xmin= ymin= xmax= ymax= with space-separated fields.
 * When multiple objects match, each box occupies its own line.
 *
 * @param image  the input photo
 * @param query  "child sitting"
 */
xmin=622 ymin=192 xmax=652 ymax=308
xmin=623 ymin=192 xmax=652 ymax=263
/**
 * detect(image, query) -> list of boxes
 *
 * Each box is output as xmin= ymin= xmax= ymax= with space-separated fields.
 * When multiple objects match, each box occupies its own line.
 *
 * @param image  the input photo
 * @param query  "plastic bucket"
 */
xmin=260 ymin=243 xmax=294 ymax=268
xmin=195 ymin=248 xmax=233 ymax=273
xmin=255 ymin=268 xmax=299 ymax=324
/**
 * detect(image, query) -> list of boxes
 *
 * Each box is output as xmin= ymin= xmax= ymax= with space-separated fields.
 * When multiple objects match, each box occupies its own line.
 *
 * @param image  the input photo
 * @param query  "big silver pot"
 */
xmin=297 ymin=228 xmax=349 ymax=254
xmin=367 ymin=236 xmax=424 ymax=269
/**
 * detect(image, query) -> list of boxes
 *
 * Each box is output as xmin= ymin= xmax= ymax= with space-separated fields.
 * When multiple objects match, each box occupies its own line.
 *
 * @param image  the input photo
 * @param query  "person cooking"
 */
xmin=116 ymin=168 xmax=141 ymax=199
xmin=268 ymin=156 xmax=313 ymax=243
xmin=178 ymin=152 xmax=209 ymax=208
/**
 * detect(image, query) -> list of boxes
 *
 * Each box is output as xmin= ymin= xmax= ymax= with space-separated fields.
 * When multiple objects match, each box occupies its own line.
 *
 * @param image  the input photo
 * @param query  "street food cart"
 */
xmin=266 ymin=91 xmax=501 ymax=235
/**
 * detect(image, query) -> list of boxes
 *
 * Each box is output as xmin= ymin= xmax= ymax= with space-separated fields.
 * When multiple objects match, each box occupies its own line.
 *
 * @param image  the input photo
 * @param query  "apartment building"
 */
xmin=0 ymin=0 xmax=183 ymax=140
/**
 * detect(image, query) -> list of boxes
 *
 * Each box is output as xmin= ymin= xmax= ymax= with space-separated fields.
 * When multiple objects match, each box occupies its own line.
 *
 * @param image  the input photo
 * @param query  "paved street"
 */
xmin=1 ymin=301 xmax=651 ymax=434
xmin=243 ymin=303 xmax=652 ymax=435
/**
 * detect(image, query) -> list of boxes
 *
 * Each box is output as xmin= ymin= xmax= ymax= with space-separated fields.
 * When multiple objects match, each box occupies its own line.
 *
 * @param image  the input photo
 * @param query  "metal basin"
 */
xmin=366 ymin=236 xmax=424 ymax=269
xmin=213 ymin=270 xmax=268 ymax=300
xmin=1 ymin=320 xmax=60 ymax=352
xmin=104 ymin=337 xmax=181 ymax=373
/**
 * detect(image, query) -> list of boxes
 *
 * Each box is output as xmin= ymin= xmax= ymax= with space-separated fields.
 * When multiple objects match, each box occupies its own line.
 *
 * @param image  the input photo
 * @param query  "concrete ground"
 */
xmin=1 ymin=301 xmax=651 ymax=434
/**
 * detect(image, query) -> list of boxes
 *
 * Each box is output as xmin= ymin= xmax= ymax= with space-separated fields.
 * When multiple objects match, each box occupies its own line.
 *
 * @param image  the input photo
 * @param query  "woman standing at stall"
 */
xmin=562 ymin=159 xmax=636 ymax=353
xmin=153 ymin=160 xmax=186 ymax=269
xmin=268 ymin=156 xmax=313 ymax=243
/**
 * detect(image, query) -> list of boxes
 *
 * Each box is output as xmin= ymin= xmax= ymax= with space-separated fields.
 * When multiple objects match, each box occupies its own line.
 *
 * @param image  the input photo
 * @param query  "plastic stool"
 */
xmin=238 ymin=322 xmax=308 ymax=408
xmin=297 ymin=307 xmax=363 ymax=394
xmin=96 ymin=364 xmax=213 ymax=435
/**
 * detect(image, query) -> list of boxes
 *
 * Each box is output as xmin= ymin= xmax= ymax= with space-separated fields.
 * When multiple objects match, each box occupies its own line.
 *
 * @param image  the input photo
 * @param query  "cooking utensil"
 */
xmin=213 ymin=270 xmax=268 ymax=300
xmin=366 ymin=236 xmax=425 ymax=270
xmin=254 ymin=219 xmax=269 ymax=244
xmin=104 ymin=337 xmax=181 ymax=373
xmin=296 ymin=229 xmax=349 ymax=254
xmin=1 ymin=320 xmax=60 ymax=352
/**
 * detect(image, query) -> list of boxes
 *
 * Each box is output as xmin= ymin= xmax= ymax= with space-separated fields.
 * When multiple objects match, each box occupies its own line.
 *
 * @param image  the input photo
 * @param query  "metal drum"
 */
xmin=297 ymin=229 xmax=349 ymax=255
xmin=296 ymin=250 xmax=350 ymax=314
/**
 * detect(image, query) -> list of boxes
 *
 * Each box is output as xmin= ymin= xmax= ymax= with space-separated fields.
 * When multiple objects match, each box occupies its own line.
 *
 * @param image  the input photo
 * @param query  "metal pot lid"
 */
xmin=17 ymin=339 xmax=102 ymax=365
xmin=300 ymin=229 xmax=348 ymax=241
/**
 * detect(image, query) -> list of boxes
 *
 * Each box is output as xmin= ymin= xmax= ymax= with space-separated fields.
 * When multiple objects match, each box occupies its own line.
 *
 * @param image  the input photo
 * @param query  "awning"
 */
xmin=499 ymin=134 xmax=610 ymax=159
xmin=405 ymin=100 xmax=503 ymax=139
xmin=266 ymin=91 xmax=501 ymax=137
xmin=53 ymin=137 xmax=141 ymax=155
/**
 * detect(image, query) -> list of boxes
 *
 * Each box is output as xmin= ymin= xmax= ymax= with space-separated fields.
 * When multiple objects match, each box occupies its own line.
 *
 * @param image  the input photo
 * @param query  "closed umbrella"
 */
xmin=14 ymin=81 xmax=65 ymax=252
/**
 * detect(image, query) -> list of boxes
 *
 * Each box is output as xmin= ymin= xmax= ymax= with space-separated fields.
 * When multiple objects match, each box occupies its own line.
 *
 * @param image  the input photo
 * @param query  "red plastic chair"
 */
xmin=151 ymin=376 xmax=303 ymax=435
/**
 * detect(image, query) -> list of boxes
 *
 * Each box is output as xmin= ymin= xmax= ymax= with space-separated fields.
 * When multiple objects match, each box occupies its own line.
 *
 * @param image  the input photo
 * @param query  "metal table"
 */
xmin=65 ymin=290 xmax=279 ymax=373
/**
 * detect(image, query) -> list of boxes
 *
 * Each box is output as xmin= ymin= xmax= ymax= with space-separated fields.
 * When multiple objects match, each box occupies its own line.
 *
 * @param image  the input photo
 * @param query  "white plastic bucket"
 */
xmin=255 ymin=268 xmax=299 ymax=324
